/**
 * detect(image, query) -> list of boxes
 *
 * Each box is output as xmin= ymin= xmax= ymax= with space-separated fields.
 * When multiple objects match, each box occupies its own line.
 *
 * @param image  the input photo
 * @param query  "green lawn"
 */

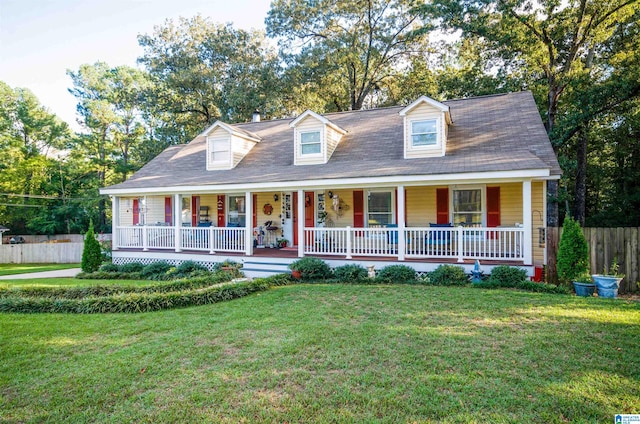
xmin=0 ymin=277 xmax=150 ymax=288
xmin=1 ymin=284 xmax=638 ymax=423
xmin=0 ymin=263 xmax=80 ymax=276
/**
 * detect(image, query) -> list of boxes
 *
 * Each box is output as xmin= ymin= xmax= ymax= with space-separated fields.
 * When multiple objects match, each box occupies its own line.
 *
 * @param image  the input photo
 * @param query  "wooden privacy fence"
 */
xmin=547 ymin=227 xmax=640 ymax=294
xmin=0 ymin=243 xmax=83 ymax=264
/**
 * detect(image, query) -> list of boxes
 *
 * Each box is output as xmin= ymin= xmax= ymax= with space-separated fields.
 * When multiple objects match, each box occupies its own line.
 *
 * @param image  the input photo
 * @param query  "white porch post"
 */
xmin=111 ymin=196 xmax=119 ymax=250
xmin=297 ymin=189 xmax=304 ymax=258
xmin=245 ymin=191 xmax=253 ymax=256
xmin=397 ymin=185 xmax=406 ymax=261
xmin=523 ymin=180 xmax=533 ymax=265
xmin=174 ymin=194 xmax=182 ymax=252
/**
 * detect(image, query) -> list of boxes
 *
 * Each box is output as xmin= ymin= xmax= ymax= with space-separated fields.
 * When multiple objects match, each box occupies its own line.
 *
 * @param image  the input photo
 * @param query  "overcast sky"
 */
xmin=0 ymin=0 xmax=270 ymax=131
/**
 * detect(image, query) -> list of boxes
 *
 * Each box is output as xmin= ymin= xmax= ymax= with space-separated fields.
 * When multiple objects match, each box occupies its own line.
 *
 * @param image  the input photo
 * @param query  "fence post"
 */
xmin=209 ymin=226 xmax=215 ymax=254
xmin=457 ymin=226 xmax=464 ymax=263
xmin=346 ymin=227 xmax=352 ymax=259
xmin=142 ymin=226 xmax=149 ymax=251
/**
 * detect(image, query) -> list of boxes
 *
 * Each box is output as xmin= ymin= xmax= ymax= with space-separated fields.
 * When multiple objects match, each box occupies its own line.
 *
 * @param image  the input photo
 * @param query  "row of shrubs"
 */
xmin=0 ymin=274 xmax=291 ymax=314
xmin=77 ymin=260 xmax=242 ymax=281
xmin=290 ymin=257 xmax=569 ymax=294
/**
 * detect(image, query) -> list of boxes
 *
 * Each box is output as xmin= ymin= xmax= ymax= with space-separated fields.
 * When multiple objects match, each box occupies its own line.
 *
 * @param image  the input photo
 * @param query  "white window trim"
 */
xmin=408 ymin=117 xmax=441 ymax=150
xmin=450 ymin=184 xmax=486 ymax=227
xmin=207 ymin=136 xmax=231 ymax=169
xmin=299 ymin=129 xmax=323 ymax=157
xmin=226 ymin=194 xmax=246 ymax=227
xmin=365 ymin=189 xmax=395 ymax=227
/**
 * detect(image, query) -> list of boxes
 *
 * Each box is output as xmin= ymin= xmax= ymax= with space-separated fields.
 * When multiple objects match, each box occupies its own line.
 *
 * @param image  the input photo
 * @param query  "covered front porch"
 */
xmin=110 ymin=179 xmax=546 ymax=269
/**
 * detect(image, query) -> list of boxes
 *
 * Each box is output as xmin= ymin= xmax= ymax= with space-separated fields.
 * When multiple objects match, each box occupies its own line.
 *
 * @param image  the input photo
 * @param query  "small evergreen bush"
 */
xmin=120 ymin=262 xmax=145 ymax=273
xmin=376 ymin=265 xmax=416 ymax=283
xmin=140 ymin=261 xmax=173 ymax=279
xmin=488 ymin=265 xmax=528 ymax=287
xmin=557 ymin=215 xmax=589 ymax=284
xmin=99 ymin=263 xmax=120 ymax=273
xmin=427 ymin=265 xmax=469 ymax=286
xmin=333 ymin=264 xmax=368 ymax=282
xmin=81 ymin=221 xmax=103 ymax=273
xmin=288 ymin=257 xmax=332 ymax=280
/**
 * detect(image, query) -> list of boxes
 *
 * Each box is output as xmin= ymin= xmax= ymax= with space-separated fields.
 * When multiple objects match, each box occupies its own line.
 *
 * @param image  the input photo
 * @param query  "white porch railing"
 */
xmin=115 ymin=226 xmax=245 ymax=253
xmin=304 ymin=226 xmax=525 ymax=261
xmin=115 ymin=225 xmax=524 ymax=262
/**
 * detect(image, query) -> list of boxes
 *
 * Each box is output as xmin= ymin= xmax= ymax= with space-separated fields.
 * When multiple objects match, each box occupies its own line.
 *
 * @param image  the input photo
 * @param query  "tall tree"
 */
xmin=138 ymin=16 xmax=282 ymax=139
xmin=266 ymin=0 xmax=430 ymax=112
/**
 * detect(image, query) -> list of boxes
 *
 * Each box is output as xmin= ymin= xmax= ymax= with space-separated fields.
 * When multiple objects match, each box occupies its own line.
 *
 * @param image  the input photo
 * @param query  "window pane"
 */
xmin=301 ymin=131 xmax=320 ymax=143
xmin=453 ymin=189 xmax=482 ymax=226
xmin=228 ymin=196 xmax=246 ymax=226
xmin=367 ymin=192 xmax=392 ymax=226
xmin=368 ymin=213 xmax=392 ymax=226
xmin=412 ymin=133 xmax=437 ymax=146
xmin=301 ymin=143 xmax=321 ymax=154
xmin=412 ymin=120 xmax=436 ymax=134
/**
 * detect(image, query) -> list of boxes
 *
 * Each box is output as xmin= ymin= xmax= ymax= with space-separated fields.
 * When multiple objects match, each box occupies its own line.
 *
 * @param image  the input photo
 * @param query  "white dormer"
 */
xmin=203 ymin=121 xmax=261 ymax=170
xmin=289 ymin=110 xmax=347 ymax=166
xmin=399 ymin=96 xmax=452 ymax=159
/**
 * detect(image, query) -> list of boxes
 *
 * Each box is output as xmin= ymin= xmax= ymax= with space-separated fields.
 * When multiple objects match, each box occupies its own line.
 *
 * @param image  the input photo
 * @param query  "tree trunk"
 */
xmin=547 ymin=180 xmax=559 ymax=227
xmin=574 ymin=126 xmax=588 ymax=225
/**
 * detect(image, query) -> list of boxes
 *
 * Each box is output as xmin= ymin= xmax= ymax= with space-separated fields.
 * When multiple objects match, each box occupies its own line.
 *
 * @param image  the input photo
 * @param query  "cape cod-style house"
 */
xmin=100 ymin=91 xmax=561 ymax=277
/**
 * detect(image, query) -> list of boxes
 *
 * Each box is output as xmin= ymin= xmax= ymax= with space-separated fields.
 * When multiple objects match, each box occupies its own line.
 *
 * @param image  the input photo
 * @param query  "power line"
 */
xmin=0 ymin=203 xmax=45 ymax=208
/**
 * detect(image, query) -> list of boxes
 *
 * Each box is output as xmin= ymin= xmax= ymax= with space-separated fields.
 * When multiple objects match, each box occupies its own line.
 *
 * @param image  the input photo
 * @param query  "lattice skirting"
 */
xmin=112 ymin=257 xmax=219 ymax=272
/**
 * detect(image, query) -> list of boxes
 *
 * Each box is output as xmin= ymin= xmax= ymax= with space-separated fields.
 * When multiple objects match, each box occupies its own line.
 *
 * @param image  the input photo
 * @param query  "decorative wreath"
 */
xmin=263 ymin=203 xmax=273 ymax=215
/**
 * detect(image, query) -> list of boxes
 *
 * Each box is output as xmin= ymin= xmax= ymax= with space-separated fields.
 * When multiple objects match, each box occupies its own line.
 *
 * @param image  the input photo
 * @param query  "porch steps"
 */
xmin=241 ymin=260 xmax=292 ymax=279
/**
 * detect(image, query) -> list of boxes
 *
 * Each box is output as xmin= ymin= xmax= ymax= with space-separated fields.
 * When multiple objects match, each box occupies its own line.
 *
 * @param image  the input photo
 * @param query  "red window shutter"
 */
xmin=252 ymin=194 xmax=257 ymax=228
xmin=304 ymin=191 xmax=314 ymax=227
xmin=132 ymin=199 xmax=139 ymax=225
xmin=487 ymin=187 xmax=500 ymax=227
xmin=353 ymin=190 xmax=364 ymax=228
xmin=191 ymin=196 xmax=199 ymax=226
xmin=217 ymin=195 xmax=225 ymax=227
xmin=164 ymin=197 xmax=172 ymax=224
xmin=436 ymin=188 xmax=449 ymax=224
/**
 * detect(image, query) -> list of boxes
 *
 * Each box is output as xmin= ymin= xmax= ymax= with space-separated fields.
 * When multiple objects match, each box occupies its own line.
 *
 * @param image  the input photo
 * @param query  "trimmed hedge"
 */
xmin=333 ymin=264 xmax=369 ymax=282
xmin=487 ymin=265 xmax=528 ymax=286
xmin=0 ymin=274 xmax=292 ymax=314
xmin=427 ymin=265 xmax=469 ymax=286
xmin=375 ymin=265 xmax=417 ymax=283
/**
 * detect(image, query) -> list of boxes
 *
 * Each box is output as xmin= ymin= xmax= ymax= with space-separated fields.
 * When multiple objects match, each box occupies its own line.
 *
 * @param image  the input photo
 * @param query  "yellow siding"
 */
xmin=499 ymin=183 xmax=523 ymax=226
xmin=531 ymin=181 xmax=545 ymax=265
xmin=255 ymin=192 xmax=282 ymax=229
xmin=119 ymin=197 xmax=135 ymax=226
xmin=145 ymin=196 xmax=165 ymax=224
xmin=199 ymin=194 xmax=217 ymax=224
xmin=406 ymin=186 xmax=440 ymax=226
xmin=324 ymin=189 xmax=354 ymax=227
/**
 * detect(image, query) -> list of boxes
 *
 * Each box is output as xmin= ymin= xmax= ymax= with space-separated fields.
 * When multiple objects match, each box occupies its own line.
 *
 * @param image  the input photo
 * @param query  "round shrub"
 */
xmin=119 ymin=262 xmax=145 ymax=274
xmin=175 ymin=261 xmax=207 ymax=275
xmin=376 ymin=265 xmax=416 ymax=283
xmin=333 ymin=264 xmax=368 ymax=282
xmin=99 ymin=263 xmax=120 ymax=273
xmin=140 ymin=261 xmax=173 ymax=279
xmin=288 ymin=257 xmax=332 ymax=280
xmin=488 ymin=265 xmax=528 ymax=287
xmin=557 ymin=215 xmax=589 ymax=284
xmin=427 ymin=264 xmax=469 ymax=286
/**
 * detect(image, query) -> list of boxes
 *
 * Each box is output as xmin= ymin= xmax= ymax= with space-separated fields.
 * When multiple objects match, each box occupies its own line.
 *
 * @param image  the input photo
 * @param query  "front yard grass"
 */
xmin=1 ymin=283 xmax=638 ymax=423
xmin=0 ymin=263 xmax=80 ymax=276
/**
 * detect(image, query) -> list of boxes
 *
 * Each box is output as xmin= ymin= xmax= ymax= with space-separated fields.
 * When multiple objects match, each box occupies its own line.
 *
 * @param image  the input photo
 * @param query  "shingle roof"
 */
xmin=104 ymin=91 xmax=561 ymax=192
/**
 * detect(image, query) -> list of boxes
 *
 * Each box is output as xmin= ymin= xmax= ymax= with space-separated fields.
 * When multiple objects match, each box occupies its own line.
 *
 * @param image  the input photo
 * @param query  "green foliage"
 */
xmin=119 ymin=262 xmax=145 ymax=273
xmin=98 ymin=263 xmax=120 ymax=273
xmin=375 ymin=265 xmax=417 ymax=283
xmin=140 ymin=262 xmax=173 ymax=279
xmin=81 ymin=221 xmax=103 ymax=273
xmin=288 ymin=257 xmax=332 ymax=280
xmin=427 ymin=265 xmax=469 ymax=286
xmin=557 ymin=216 xmax=590 ymax=284
xmin=174 ymin=261 xmax=207 ymax=275
xmin=333 ymin=264 xmax=368 ymax=282
xmin=487 ymin=265 xmax=528 ymax=287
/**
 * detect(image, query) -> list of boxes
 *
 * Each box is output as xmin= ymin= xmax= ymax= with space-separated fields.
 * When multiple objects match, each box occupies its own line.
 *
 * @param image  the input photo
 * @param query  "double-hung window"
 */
xmin=227 ymin=195 xmax=246 ymax=227
xmin=300 ymin=131 xmax=321 ymax=155
xmin=367 ymin=191 xmax=393 ymax=226
xmin=411 ymin=119 xmax=438 ymax=147
xmin=208 ymin=137 xmax=230 ymax=165
xmin=452 ymin=189 xmax=482 ymax=226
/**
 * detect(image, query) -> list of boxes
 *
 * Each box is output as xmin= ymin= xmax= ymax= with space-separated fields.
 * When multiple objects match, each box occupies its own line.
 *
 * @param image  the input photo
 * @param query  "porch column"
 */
xmin=111 ymin=196 xmax=119 ymax=250
xmin=523 ymin=180 xmax=533 ymax=265
xmin=245 ymin=191 xmax=253 ymax=257
xmin=397 ymin=185 xmax=406 ymax=261
xmin=174 ymin=194 xmax=182 ymax=252
xmin=297 ymin=189 xmax=304 ymax=258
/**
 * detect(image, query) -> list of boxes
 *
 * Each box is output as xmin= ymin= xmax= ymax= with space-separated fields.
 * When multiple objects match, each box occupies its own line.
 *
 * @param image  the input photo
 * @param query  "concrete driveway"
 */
xmin=0 ymin=268 xmax=81 ymax=280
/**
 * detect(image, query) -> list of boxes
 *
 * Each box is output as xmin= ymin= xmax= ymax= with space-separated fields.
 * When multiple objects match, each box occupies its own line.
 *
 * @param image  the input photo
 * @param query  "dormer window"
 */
xmin=208 ymin=136 xmax=230 ymax=164
xmin=300 ymin=130 xmax=322 ymax=155
xmin=411 ymin=119 xmax=438 ymax=147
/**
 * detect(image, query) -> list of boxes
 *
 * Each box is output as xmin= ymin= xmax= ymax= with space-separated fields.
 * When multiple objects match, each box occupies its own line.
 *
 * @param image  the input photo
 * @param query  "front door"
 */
xmin=282 ymin=193 xmax=294 ymax=245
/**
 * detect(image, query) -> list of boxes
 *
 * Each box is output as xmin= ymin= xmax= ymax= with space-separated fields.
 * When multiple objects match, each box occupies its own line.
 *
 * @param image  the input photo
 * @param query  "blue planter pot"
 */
xmin=597 ymin=287 xmax=618 ymax=298
xmin=592 ymin=275 xmax=623 ymax=289
xmin=573 ymin=282 xmax=596 ymax=297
